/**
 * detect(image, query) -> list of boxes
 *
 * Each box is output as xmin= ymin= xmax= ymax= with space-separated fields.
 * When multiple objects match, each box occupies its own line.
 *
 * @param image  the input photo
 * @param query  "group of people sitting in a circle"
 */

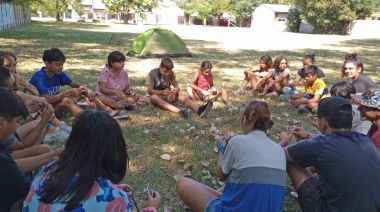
xmin=1 ymin=48 xmax=380 ymax=211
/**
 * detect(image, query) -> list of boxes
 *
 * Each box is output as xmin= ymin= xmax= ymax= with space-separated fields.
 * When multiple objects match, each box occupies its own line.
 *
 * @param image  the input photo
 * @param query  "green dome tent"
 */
xmin=127 ymin=28 xmax=192 ymax=58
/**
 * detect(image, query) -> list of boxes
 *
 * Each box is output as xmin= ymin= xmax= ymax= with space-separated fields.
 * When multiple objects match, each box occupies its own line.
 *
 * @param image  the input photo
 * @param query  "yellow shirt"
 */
xmin=301 ymin=78 xmax=330 ymax=98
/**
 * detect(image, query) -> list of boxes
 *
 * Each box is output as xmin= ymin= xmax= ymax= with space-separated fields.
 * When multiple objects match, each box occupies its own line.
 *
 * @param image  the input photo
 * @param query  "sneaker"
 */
xmin=311 ymin=107 xmax=318 ymax=114
xmin=179 ymin=109 xmax=191 ymax=118
xmin=122 ymin=104 xmax=137 ymax=111
xmin=297 ymin=107 xmax=310 ymax=114
xmin=198 ymin=100 xmax=213 ymax=118
xmin=44 ymin=127 xmax=70 ymax=142
xmin=227 ymin=104 xmax=238 ymax=111
xmin=59 ymin=121 xmax=72 ymax=134
xmin=112 ymin=111 xmax=129 ymax=120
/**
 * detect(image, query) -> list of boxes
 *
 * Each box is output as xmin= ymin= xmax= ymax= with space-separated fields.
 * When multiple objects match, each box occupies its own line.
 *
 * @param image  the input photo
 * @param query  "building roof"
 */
xmin=262 ymin=4 xmax=291 ymax=13
xmin=82 ymin=0 xmax=106 ymax=10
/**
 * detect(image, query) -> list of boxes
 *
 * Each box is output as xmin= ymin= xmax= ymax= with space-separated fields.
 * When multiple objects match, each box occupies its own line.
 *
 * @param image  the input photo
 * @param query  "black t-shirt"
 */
xmin=353 ymin=74 xmax=377 ymax=93
xmin=297 ymin=67 xmax=325 ymax=79
xmin=288 ymin=131 xmax=380 ymax=211
xmin=0 ymin=144 xmax=30 ymax=211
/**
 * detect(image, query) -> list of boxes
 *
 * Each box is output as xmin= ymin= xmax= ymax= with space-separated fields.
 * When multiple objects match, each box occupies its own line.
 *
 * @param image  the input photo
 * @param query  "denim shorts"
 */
xmin=204 ymin=197 xmax=222 ymax=212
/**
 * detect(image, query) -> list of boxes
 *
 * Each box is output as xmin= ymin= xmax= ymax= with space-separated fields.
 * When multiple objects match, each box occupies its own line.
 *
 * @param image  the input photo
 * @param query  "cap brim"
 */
xmin=350 ymin=93 xmax=379 ymax=109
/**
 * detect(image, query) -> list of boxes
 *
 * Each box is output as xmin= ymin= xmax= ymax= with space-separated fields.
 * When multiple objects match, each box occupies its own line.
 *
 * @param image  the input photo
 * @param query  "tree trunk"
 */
xmin=55 ymin=0 xmax=61 ymax=21
xmin=185 ymin=13 xmax=190 ymax=25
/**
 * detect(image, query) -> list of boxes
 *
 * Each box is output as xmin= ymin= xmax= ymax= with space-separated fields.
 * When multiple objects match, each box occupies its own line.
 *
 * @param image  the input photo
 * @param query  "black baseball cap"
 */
xmin=316 ymin=97 xmax=352 ymax=117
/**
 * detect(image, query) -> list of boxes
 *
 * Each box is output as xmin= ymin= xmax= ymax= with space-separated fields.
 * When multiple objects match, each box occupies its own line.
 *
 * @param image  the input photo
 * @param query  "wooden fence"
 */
xmin=0 ymin=3 xmax=31 ymax=31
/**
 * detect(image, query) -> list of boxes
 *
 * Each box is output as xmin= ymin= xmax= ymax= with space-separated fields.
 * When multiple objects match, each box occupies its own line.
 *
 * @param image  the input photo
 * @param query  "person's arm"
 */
xmin=291 ymin=75 xmax=302 ymax=87
xmin=170 ymin=72 xmax=181 ymax=94
xmin=68 ymin=81 xmax=82 ymax=88
xmin=215 ymin=140 xmax=230 ymax=181
xmin=15 ymin=75 xmax=39 ymax=95
xmin=15 ymin=148 xmax=63 ymax=173
xmin=99 ymin=82 xmax=125 ymax=97
xmin=42 ymin=88 xmax=85 ymax=105
xmin=147 ymin=86 xmax=170 ymax=96
xmin=272 ymin=71 xmax=289 ymax=85
xmin=254 ymin=71 xmax=269 ymax=77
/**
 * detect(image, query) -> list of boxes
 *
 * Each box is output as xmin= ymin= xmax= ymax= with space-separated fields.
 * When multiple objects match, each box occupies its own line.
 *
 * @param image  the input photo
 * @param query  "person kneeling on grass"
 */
xmin=146 ymin=58 xmax=213 ymax=119
xmin=176 ymin=100 xmax=286 ymax=211
xmin=279 ymin=97 xmax=380 ymax=212
xmin=287 ymin=65 xmax=330 ymax=114
xmin=187 ymin=60 xmax=237 ymax=111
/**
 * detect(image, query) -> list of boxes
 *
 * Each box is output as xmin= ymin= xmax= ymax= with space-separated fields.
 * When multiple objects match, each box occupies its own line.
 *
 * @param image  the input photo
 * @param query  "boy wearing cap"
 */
xmin=351 ymin=88 xmax=380 ymax=150
xmin=287 ymin=65 xmax=329 ymax=114
xmin=280 ymin=97 xmax=380 ymax=211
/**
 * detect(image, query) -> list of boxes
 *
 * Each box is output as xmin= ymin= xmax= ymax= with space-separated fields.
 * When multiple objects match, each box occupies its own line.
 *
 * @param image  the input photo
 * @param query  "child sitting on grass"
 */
xmin=257 ymin=55 xmax=291 ymax=96
xmin=176 ymin=100 xmax=286 ymax=211
xmin=287 ymin=65 xmax=329 ymax=114
xmin=233 ymin=55 xmax=272 ymax=96
xmin=95 ymin=51 xmax=146 ymax=112
xmin=283 ymin=53 xmax=325 ymax=100
xmin=30 ymin=48 xmax=128 ymax=119
xmin=187 ymin=61 xmax=237 ymax=111
xmin=146 ymin=58 xmax=213 ymax=118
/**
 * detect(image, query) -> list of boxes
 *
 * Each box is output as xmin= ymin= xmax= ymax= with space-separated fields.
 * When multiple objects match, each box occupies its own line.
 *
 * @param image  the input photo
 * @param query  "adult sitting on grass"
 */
xmin=29 ymin=48 xmax=128 ymax=119
xmin=23 ymin=111 xmax=161 ymax=211
xmin=146 ymin=57 xmax=213 ymax=119
xmin=0 ymin=87 xmax=62 ymax=211
xmin=176 ymin=100 xmax=286 ymax=211
xmin=351 ymin=88 xmax=380 ymax=150
xmin=280 ymin=97 xmax=380 ymax=211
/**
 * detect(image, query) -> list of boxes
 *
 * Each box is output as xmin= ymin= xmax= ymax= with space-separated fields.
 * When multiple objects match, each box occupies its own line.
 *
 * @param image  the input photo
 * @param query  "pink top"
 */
xmin=95 ymin=67 xmax=130 ymax=99
xmin=195 ymin=70 xmax=212 ymax=94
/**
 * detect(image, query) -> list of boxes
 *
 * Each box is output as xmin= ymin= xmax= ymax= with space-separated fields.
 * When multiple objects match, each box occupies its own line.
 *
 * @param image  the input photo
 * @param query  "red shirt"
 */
xmin=195 ymin=70 xmax=212 ymax=94
xmin=367 ymin=124 xmax=380 ymax=151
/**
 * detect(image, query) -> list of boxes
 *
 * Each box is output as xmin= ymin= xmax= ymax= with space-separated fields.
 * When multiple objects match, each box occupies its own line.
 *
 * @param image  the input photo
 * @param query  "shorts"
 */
xmin=204 ymin=197 xmax=222 ymax=212
xmin=298 ymin=177 xmax=324 ymax=212
xmin=283 ymin=87 xmax=312 ymax=100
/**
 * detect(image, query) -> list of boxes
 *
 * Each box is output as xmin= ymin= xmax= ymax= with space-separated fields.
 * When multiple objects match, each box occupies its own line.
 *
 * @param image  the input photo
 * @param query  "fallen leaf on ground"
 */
xmin=164 ymin=206 xmax=173 ymax=212
xmin=186 ymin=122 xmax=191 ymax=127
xmin=200 ymin=130 xmax=206 ymax=134
xmin=151 ymin=132 xmax=159 ymax=140
xmin=284 ymin=112 xmax=289 ymax=117
xmin=276 ymin=116 xmax=281 ymax=121
xmin=179 ymin=129 xmax=185 ymax=134
xmin=201 ymin=158 xmax=211 ymax=167
xmin=292 ymin=119 xmax=300 ymax=124
xmin=183 ymin=163 xmax=193 ymax=170
xmin=184 ymin=132 xmax=190 ymax=139
xmin=278 ymin=102 xmax=286 ymax=106
xmin=143 ymin=129 xmax=150 ymax=134
xmin=160 ymin=154 xmax=171 ymax=160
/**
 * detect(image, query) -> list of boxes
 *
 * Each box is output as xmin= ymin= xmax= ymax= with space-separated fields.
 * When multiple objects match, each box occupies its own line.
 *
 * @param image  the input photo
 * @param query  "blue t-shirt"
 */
xmin=288 ymin=131 xmax=380 ymax=211
xmin=29 ymin=67 xmax=72 ymax=96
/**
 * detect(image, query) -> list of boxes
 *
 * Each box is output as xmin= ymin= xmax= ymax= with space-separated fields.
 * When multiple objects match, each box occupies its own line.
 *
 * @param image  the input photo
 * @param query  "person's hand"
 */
xmin=312 ymin=117 xmax=320 ymax=131
xmin=113 ymin=90 xmax=125 ymax=98
xmin=279 ymin=132 xmax=292 ymax=142
xmin=50 ymin=148 xmax=64 ymax=161
xmin=161 ymin=88 xmax=171 ymax=96
xmin=25 ymin=98 xmax=47 ymax=113
xmin=118 ymin=184 xmax=133 ymax=197
xmin=201 ymin=89 xmax=208 ymax=96
xmin=65 ymin=88 xmax=85 ymax=98
xmin=267 ymin=83 xmax=274 ymax=89
xmin=289 ymin=82 xmax=295 ymax=88
xmin=172 ymin=87 xmax=179 ymax=94
xmin=15 ymin=75 xmax=28 ymax=88
xmin=244 ymin=70 xmax=248 ymax=75
xmin=290 ymin=100 xmax=300 ymax=106
xmin=41 ymin=103 xmax=54 ymax=120
xmin=291 ymin=127 xmax=310 ymax=140
xmin=146 ymin=189 xmax=161 ymax=210
xmin=284 ymin=93 xmax=291 ymax=100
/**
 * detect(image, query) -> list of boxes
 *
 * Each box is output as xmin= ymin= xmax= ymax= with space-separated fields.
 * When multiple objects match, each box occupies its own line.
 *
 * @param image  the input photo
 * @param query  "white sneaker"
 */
xmin=44 ymin=127 xmax=70 ymax=142
xmin=59 ymin=121 xmax=72 ymax=134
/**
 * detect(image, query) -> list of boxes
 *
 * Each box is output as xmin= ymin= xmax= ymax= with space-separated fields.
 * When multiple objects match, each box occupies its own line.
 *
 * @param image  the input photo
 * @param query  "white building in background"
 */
xmin=251 ymin=4 xmax=291 ymax=31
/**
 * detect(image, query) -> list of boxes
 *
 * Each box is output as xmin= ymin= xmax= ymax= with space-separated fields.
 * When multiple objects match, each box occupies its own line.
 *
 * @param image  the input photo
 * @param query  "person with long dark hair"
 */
xmin=23 ymin=111 xmax=161 ymax=211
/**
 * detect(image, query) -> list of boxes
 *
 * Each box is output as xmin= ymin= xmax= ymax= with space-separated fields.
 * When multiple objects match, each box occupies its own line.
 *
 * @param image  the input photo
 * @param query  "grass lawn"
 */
xmin=1 ymin=21 xmax=379 ymax=211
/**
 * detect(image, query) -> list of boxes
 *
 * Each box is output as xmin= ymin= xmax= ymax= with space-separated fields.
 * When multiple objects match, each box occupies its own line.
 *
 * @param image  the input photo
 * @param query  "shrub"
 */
xmin=287 ymin=6 xmax=302 ymax=32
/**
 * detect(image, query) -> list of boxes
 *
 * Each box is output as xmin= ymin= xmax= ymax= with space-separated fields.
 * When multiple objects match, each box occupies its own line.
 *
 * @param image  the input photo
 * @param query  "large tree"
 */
xmin=28 ymin=0 xmax=83 ymax=21
xmin=293 ymin=0 xmax=374 ymax=34
xmin=229 ymin=0 xmax=263 ymax=27
xmin=102 ymin=0 xmax=159 ymax=23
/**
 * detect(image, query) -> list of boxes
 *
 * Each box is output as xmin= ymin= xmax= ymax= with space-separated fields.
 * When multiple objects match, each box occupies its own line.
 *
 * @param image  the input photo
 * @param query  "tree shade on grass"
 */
xmin=127 ymin=28 xmax=192 ymax=59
